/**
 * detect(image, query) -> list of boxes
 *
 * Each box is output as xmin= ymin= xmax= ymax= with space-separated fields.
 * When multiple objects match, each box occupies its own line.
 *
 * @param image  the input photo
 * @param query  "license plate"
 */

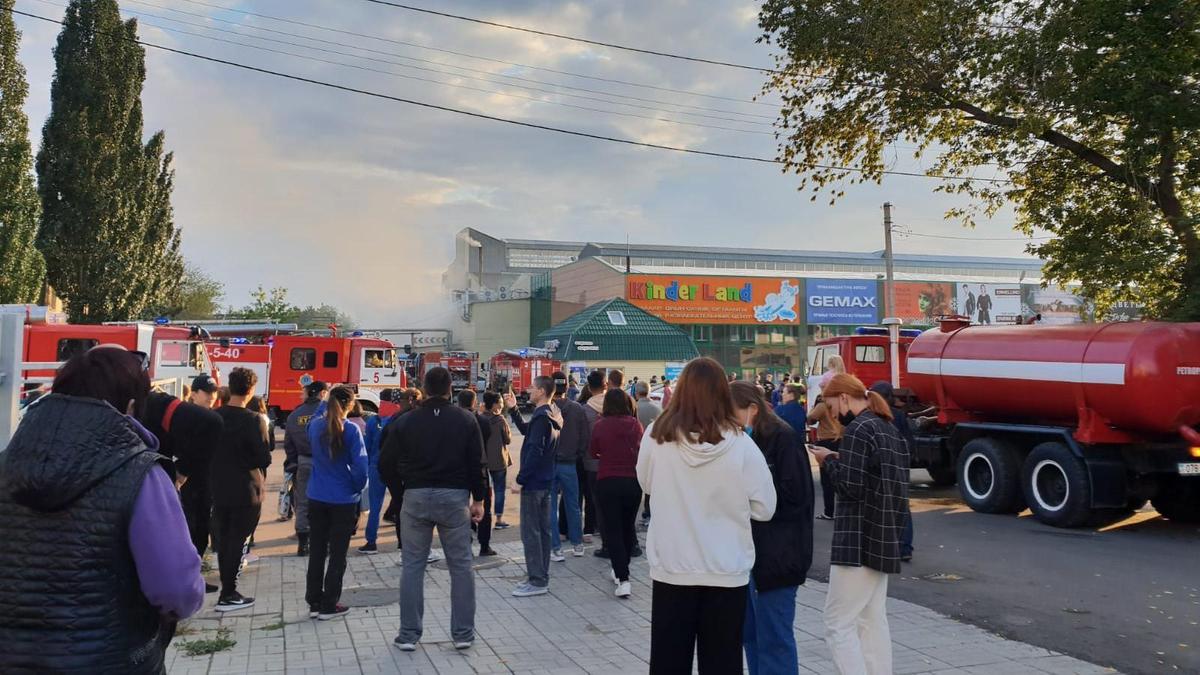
xmin=1180 ymin=463 xmax=1200 ymax=476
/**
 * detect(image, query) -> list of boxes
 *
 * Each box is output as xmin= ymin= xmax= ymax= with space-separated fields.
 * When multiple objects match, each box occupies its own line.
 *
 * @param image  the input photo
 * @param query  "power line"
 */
xmin=360 ymin=0 xmax=782 ymax=75
xmin=896 ymin=227 xmax=1049 ymax=241
xmin=9 ymin=7 xmax=1012 ymax=183
xmin=25 ymin=0 xmax=773 ymax=136
xmin=124 ymin=0 xmax=777 ymax=123
xmin=164 ymin=0 xmax=780 ymax=108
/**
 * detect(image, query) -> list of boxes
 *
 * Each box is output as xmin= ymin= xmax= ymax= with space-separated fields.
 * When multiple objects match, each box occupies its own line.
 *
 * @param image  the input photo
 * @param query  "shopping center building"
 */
xmin=443 ymin=227 xmax=1077 ymax=379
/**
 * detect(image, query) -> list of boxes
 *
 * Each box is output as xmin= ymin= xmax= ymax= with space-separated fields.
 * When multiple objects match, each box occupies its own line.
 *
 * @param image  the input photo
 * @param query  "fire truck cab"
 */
xmin=489 ymin=348 xmax=561 ymax=408
xmin=422 ymin=351 xmax=480 ymax=393
xmin=267 ymin=334 xmax=404 ymax=421
xmin=807 ymin=327 xmax=921 ymax=400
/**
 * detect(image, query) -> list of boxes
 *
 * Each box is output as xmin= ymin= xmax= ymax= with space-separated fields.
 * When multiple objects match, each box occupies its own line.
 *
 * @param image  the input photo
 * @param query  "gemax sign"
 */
xmin=806 ymin=279 xmax=879 ymax=325
xmin=626 ymin=275 xmax=802 ymax=324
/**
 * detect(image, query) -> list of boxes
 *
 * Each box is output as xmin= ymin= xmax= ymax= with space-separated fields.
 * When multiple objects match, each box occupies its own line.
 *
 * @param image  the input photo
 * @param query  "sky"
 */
xmin=12 ymin=0 xmax=1036 ymax=327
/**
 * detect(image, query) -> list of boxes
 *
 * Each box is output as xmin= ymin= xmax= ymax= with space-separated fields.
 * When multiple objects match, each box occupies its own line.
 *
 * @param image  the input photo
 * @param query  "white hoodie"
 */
xmin=636 ymin=424 xmax=777 ymax=588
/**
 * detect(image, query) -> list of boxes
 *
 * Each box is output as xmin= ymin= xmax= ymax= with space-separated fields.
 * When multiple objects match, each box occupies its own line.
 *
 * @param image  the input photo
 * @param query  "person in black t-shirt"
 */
xmin=209 ymin=368 xmax=272 ymax=612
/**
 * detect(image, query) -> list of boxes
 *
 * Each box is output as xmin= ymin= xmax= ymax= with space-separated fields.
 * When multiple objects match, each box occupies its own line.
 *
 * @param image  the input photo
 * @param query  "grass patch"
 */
xmin=257 ymin=618 xmax=286 ymax=632
xmin=174 ymin=624 xmax=199 ymax=637
xmin=177 ymin=627 xmax=236 ymax=656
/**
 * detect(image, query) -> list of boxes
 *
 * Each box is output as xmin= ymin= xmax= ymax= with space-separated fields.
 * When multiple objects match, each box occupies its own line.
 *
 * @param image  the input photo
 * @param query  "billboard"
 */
xmin=626 ymin=275 xmax=802 ymax=324
xmin=954 ymin=282 xmax=1022 ymax=325
xmin=893 ymin=282 xmax=954 ymax=325
xmin=1021 ymin=286 xmax=1086 ymax=324
xmin=806 ymin=279 xmax=879 ymax=325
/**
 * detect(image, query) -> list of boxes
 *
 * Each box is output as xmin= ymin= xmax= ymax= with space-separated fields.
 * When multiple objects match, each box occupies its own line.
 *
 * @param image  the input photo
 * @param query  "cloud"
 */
xmin=13 ymin=0 xmax=1032 ymax=328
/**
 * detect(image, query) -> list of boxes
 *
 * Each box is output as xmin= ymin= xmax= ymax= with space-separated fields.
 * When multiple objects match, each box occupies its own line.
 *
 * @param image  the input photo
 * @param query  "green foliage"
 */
xmin=177 ymin=627 xmax=236 ymax=657
xmin=143 ymin=262 xmax=224 ymax=320
xmin=0 ymin=1 xmax=46 ymax=303
xmin=35 ymin=0 xmax=182 ymax=322
xmin=758 ymin=0 xmax=1200 ymax=319
xmin=227 ymin=286 xmax=355 ymax=330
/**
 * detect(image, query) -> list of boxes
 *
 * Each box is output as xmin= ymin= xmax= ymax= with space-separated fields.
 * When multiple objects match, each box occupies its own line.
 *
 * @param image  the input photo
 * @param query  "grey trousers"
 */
xmin=294 ymin=455 xmax=313 ymax=534
xmin=398 ymin=488 xmax=475 ymax=643
xmin=520 ymin=489 xmax=552 ymax=588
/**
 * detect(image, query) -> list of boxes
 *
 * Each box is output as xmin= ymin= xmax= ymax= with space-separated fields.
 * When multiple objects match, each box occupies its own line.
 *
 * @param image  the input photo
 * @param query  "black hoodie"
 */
xmin=378 ymin=397 xmax=488 ymax=502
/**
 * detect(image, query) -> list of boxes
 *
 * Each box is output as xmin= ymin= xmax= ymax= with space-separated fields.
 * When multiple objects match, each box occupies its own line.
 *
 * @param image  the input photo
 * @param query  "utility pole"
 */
xmin=882 ymin=202 xmax=901 ymax=388
xmin=883 ymin=202 xmax=896 ymax=317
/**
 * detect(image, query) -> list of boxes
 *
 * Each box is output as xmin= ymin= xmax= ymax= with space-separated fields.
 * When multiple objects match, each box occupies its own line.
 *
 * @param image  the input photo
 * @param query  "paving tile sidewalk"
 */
xmin=167 ymin=537 xmax=1116 ymax=675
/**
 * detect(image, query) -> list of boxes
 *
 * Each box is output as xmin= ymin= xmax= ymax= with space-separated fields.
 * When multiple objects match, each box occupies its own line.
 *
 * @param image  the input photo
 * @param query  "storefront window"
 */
xmin=693 ymin=325 xmax=712 ymax=342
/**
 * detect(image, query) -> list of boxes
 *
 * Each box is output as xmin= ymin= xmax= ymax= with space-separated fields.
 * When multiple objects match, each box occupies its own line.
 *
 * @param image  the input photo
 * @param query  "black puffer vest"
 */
xmin=0 ymin=395 xmax=170 ymax=674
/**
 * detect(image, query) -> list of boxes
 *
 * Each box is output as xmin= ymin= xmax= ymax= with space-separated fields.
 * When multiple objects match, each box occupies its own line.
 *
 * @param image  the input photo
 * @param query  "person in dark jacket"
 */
xmin=379 ymin=388 xmax=422 ymax=548
xmin=589 ymin=388 xmax=643 ymax=599
xmin=380 ymin=368 xmax=487 ymax=650
xmin=210 ymin=367 xmax=273 ymax=612
xmin=305 ymin=385 xmax=369 ymax=620
xmin=0 ymin=346 xmax=204 ymax=674
xmin=457 ymin=389 xmax=496 ymax=556
xmin=285 ymin=381 xmax=328 ymax=556
xmin=774 ymin=383 xmax=807 ymax=435
xmin=731 ymin=381 xmax=813 ymax=675
xmin=505 ymin=375 xmax=563 ymax=597
xmin=870 ymin=381 xmax=916 ymax=562
xmin=141 ymin=390 xmax=223 ymax=594
xmin=481 ymin=391 xmax=513 ymax=530
xmin=808 ymin=374 xmax=908 ymax=675
xmin=549 ymin=370 xmax=590 ymax=560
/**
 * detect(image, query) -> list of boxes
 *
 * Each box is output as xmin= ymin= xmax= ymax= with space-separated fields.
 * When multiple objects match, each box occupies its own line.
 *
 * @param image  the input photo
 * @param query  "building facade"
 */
xmin=445 ymin=228 xmax=1079 ymax=379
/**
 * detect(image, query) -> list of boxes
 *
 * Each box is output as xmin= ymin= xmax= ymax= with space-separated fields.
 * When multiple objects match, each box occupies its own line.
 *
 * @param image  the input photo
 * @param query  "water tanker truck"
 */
xmin=905 ymin=317 xmax=1200 ymax=527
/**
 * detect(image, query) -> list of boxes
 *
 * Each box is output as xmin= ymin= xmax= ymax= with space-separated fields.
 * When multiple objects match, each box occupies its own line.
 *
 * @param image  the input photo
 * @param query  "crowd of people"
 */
xmin=0 ymin=342 xmax=915 ymax=675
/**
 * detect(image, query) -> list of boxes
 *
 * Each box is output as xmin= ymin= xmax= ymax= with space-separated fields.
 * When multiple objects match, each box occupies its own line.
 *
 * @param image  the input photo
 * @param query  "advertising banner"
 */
xmin=1021 ymin=286 xmax=1086 ymax=324
xmin=893 ymin=282 xmax=954 ymax=325
xmin=626 ymin=275 xmax=802 ymax=325
xmin=806 ymin=279 xmax=879 ymax=325
xmin=954 ymin=282 xmax=1022 ymax=325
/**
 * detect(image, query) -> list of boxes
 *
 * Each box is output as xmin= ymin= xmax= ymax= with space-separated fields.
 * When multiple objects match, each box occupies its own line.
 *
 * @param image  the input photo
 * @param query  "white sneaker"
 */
xmin=610 ymin=569 xmax=619 ymax=584
xmin=615 ymin=580 xmax=631 ymax=598
xmin=572 ymin=545 xmax=585 ymax=557
xmin=393 ymin=639 xmax=417 ymax=651
xmin=550 ymin=550 xmax=566 ymax=563
xmin=453 ymin=641 xmax=473 ymax=650
xmin=427 ymin=550 xmax=443 ymax=563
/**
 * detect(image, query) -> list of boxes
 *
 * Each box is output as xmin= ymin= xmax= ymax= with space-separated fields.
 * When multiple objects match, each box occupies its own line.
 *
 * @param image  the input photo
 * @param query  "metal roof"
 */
xmin=534 ymin=298 xmax=700 ymax=362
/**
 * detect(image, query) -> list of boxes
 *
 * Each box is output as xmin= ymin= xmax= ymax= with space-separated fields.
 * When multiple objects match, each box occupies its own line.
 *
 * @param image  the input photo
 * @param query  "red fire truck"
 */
xmin=208 ymin=333 xmax=405 ymax=422
xmin=814 ymin=319 xmax=1200 ymax=527
xmin=421 ymin=351 xmax=480 ymax=393
xmin=15 ymin=308 xmax=216 ymax=392
xmin=806 ymin=326 xmax=920 ymax=398
xmin=489 ymin=349 xmax=561 ymax=407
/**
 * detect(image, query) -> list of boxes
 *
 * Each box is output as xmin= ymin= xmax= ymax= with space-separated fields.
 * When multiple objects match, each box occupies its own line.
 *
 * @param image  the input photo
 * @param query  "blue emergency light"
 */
xmin=154 ymin=316 xmax=170 ymax=325
xmin=854 ymin=326 xmax=924 ymax=338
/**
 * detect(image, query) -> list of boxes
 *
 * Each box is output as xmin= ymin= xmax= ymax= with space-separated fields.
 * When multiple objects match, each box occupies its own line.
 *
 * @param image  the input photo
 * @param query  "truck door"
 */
xmin=359 ymin=347 xmax=402 ymax=387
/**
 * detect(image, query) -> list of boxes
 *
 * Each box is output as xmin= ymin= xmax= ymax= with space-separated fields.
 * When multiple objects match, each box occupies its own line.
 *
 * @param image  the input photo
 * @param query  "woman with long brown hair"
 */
xmin=807 ymin=373 xmax=909 ymax=675
xmin=730 ymin=382 xmax=813 ymax=675
xmin=304 ymin=385 xmax=368 ymax=620
xmin=636 ymin=357 xmax=777 ymax=674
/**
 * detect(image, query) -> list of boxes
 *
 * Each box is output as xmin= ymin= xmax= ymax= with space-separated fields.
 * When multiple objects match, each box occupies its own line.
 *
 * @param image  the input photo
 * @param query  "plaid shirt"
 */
xmin=826 ymin=410 xmax=910 ymax=574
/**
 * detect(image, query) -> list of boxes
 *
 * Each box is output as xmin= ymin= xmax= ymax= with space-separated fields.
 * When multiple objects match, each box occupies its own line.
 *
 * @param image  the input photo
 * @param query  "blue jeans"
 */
xmin=744 ymin=577 xmax=799 ymax=675
xmin=364 ymin=464 xmax=387 ymax=545
xmin=901 ymin=503 xmax=914 ymax=557
xmin=549 ymin=463 xmax=582 ymax=549
xmin=490 ymin=469 xmax=507 ymax=518
xmin=520 ymin=489 xmax=551 ymax=587
xmin=398 ymin=488 xmax=475 ymax=643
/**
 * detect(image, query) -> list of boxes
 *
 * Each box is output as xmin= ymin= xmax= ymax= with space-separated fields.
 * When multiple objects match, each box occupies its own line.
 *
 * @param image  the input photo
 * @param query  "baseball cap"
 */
xmin=191 ymin=373 xmax=218 ymax=394
xmin=305 ymin=380 xmax=329 ymax=398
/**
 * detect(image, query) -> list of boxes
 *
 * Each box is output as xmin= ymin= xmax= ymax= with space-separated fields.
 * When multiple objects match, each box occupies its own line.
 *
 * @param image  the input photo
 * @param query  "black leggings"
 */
xmin=305 ymin=499 xmax=358 ymax=612
xmin=650 ymin=581 xmax=748 ymax=674
xmin=596 ymin=477 xmax=641 ymax=581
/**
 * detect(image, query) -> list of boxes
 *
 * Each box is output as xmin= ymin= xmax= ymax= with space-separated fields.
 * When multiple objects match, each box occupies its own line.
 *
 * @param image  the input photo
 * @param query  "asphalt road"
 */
xmin=807 ymin=470 xmax=1200 ymax=675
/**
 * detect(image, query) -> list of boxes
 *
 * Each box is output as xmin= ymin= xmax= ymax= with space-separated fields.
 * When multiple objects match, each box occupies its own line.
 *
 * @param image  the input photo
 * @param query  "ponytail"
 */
xmin=865 ymin=391 xmax=894 ymax=422
xmin=326 ymin=386 xmax=354 ymax=458
xmin=822 ymin=373 xmax=893 ymax=422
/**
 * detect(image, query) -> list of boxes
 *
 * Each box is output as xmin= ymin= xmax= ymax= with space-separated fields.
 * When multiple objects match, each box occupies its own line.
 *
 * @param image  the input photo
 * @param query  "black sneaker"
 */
xmin=358 ymin=543 xmax=378 ymax=555
xmin=593 ymin=548 xmax=610 ymax=559
xmin=631 ymin=545 xmax=643 ymax=558
xmin=215 ymin=592 xmax=255 ymax=612
xmin=204 ymin=583 xmax=219 ymax=594
xmin=479 ymin=547 xmax=498 ymax=557
xmin=318 ymin=604 xmax=350 ymax=620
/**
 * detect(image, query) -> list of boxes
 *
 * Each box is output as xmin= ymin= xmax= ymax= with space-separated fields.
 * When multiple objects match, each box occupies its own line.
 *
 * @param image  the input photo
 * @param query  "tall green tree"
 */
xmin=758 ymin=0 xmax=1200 ymax=319
xmin=36 ymin=0 xmax=182 ymax=322
xmin=0 ymin=0 xmax=46 ymax=303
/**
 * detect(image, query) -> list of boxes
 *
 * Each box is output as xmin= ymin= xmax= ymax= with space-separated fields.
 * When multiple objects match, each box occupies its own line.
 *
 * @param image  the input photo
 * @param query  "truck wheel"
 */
xmin=1152 ymin=478 xmax=1200 ymax=523
xmin=1022 ymin=443 xmax=1092 ymax=527
xmin=957 ymin=438 xmax=1024 ymax=514
xmin=927 ymin=464 xmax=958 ymax=487
xmin=358 ymin=400 xmax=379 ymax=415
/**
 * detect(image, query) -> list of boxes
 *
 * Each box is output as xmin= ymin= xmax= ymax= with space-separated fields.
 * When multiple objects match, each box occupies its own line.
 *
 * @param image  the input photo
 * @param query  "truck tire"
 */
xmin=1152 ymin=478 xmax=1200 ymax=523
xmin=927 ymin=464 xmax=958 ymax=487
xmin=358 ymin=400 xmax=379 ymax=415
xmin=957 ymin=438 xmax=1024 ymax=514
xmin=1022 ymin=442 xmax=1092 ymax=527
